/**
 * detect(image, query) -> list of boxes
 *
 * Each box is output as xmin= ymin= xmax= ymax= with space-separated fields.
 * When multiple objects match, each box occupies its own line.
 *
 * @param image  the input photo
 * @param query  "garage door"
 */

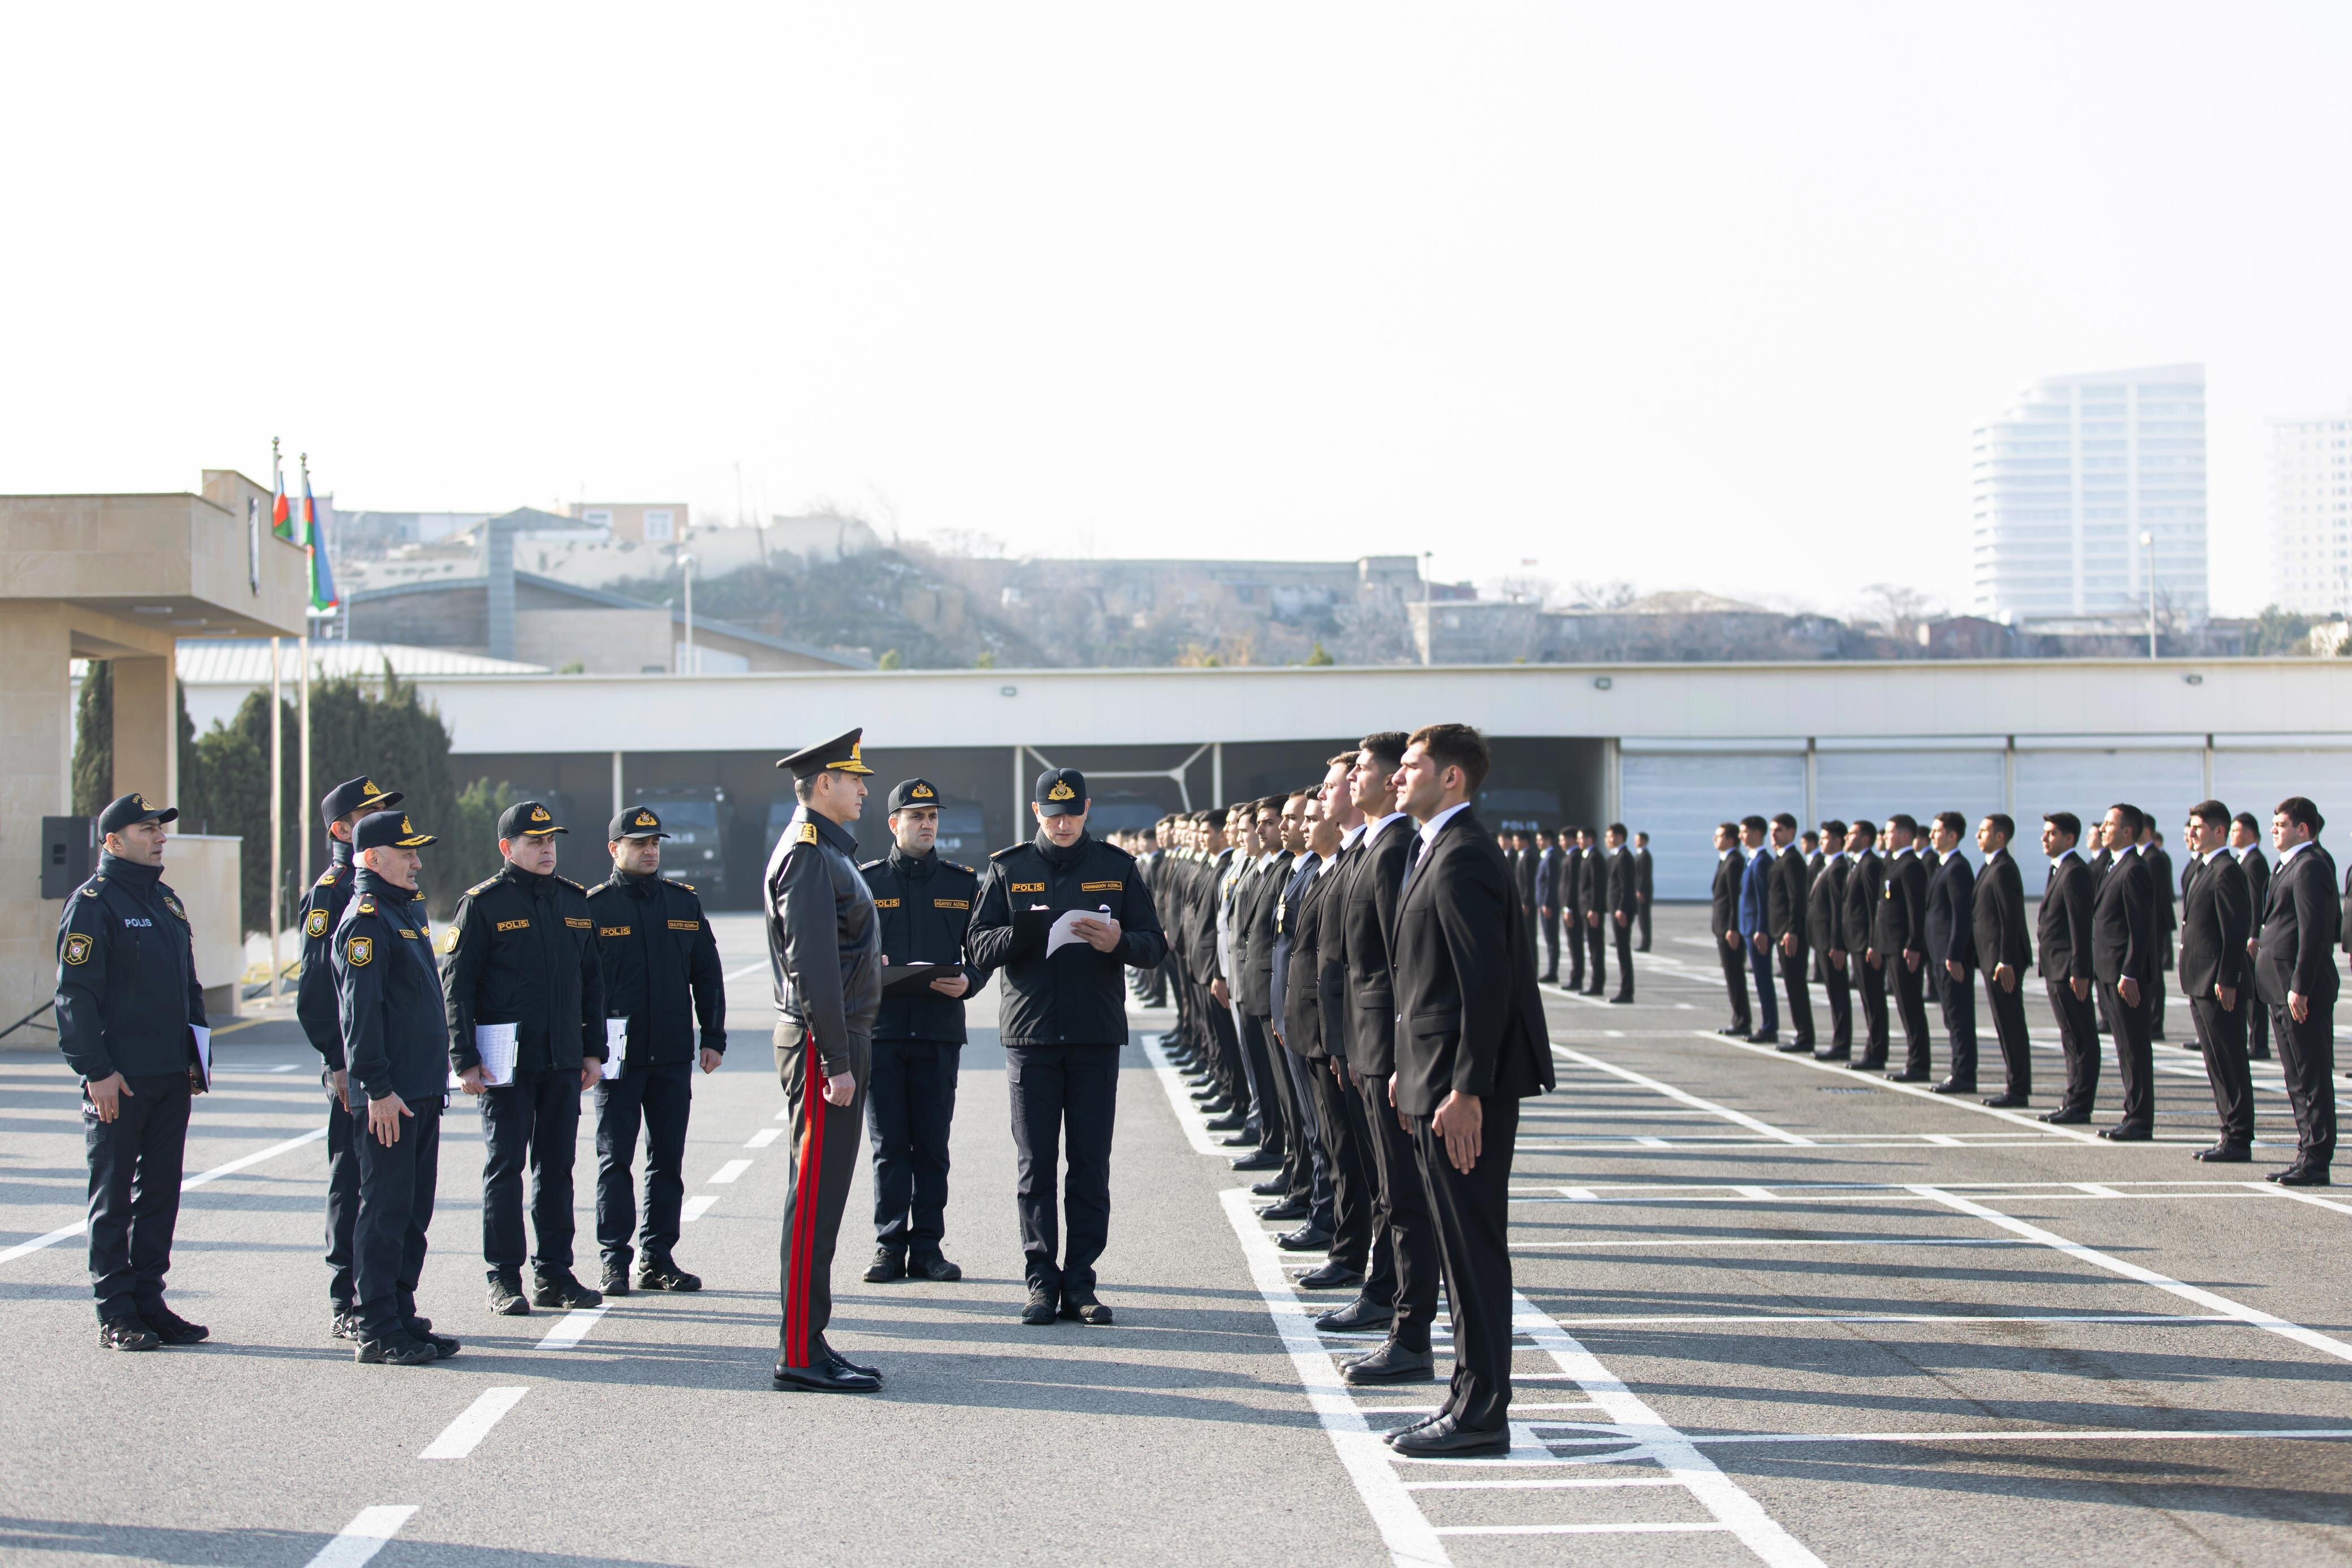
xmin=1814 ymin=748 xmax=2005 ymax=851
xmin=2212 ymin=750 xmax=2352 ymax=834
xmin=1622 ymin=750 xmax=1805 ymax=900
xmin=2011 ymin=747 xmax=2204 ymax=895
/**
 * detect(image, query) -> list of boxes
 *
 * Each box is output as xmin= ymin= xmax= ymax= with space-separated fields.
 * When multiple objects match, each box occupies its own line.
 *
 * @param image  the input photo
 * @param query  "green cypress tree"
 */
xmin=70 ymin=661 xmax=112 ymax=816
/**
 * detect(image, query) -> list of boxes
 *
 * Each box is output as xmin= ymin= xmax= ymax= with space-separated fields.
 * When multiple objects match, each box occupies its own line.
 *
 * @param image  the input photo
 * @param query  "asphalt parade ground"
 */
xmin=5 ymin=907 xmax=2352 ymax=1566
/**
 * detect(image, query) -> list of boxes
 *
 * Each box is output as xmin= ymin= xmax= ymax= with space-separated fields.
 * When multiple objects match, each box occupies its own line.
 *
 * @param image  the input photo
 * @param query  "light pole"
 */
xmin=679 ymin=552 xmax=697 ymax=674
xmin=1421 ymin=550 xmax=1434 ymax=667
xmin=2139 ymin=530 xmax=2156 ymax=659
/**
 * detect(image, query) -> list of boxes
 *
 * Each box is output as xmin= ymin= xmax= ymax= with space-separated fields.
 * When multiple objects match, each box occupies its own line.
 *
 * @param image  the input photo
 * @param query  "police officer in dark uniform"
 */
xmin=858 ymin=777 xmax=987 ymax=1285
xmin=334 ymin=810 xmax=462 ymax=1365
xmin=439 ymin=800 xmax=608 ymax=1316
xmin=296 ymin=774 xmax=404 ymax=1340
xmin=55 ymin=792 xmax=211 ymax=1352
xmin=966 ymin=767 xmax=1167 ymax=1328
xmin=767 ymin=728 xmax=885 ymax=1393
xmin=587 ymin=804 xmax=727 ymax=1297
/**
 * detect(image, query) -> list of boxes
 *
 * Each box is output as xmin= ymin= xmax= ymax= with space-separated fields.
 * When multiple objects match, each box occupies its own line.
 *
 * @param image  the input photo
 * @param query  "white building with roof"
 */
xmin=2269 ymin=400 xmax=2352 ymax=617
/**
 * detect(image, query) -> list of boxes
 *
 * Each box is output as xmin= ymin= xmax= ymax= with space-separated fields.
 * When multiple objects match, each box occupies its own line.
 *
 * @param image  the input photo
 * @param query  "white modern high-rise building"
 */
xmin=2269 ymin=402 xmax=2352 ymax=616
xmin=1969 ymin=363 xmax=2208 ymax=624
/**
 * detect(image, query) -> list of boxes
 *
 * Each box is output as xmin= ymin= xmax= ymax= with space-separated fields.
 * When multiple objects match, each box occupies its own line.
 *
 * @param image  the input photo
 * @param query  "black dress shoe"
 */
xmin=1931 ymin=1079 xmax=1978 ymax=1095
xmin=1278 ymin=1227 xmax=1334 ymax=1252
xmin=1981 ymin=1092 xmax=2030 ymax=1107
xmin=1390 ymin=1414 xmax=1510 ymax=1457
xmin=771 ymin=1359 xmax=879 ymax=1393
xmin=136 ymin=1304 xmax=209 ymax=1346
xmin=1296 ymin=1260 xmax=1365 ymax=1290
xmin=1250 ymin=1177 xmax=1290 ymax=1197
xmin=1776 ymin=1039 xmax=1812 ymax=1053
xmin=2193 ymin=1143 xmax=2251 ymax=1162
xmin=2041 ymin=1108 xmax=2091 ymax=1124
xmin=1061 ymin=1291 xmax=1114 ymax=1325
xmin=486 ymin=1274 xmax=531 ymax=1315
xmin=531 ymin=1271 xmax=603 ymax=1309
xmin=1220 ymin=1131 xmax=1257 ymax=1147
xmin=601 ymin=1262 xmax=633 ymax=1296
xmin=2249 ymin=1046 xmax=2272 ymax=1060
xmin=1608 ymin=995 xmax=1633 ymax=1004
xmin=1538 ymin=972 xmax=1558 ymax=985
xmin=1814 ymin=1048 xmax=1852 ymax=1062
xmin=1257 ymin=1198 xmax=1310 ymax=1222
xmin=907 ymin=1252 xmax=962 ymax=1282
xmin=1747 ymin=1032 xmax=1778 ymax=1046
xmin=1343 ymin=1340 xmax=1436 ymax=1384
xmin=1315 ymin=1297 xmax=1394 ymax=1333
xmin=2099 ymin=1123 xmax=2153 ymax=1142
xmin=1847 ymin=1057 xmax=1886 ymax=1072
xmin=356 ymin=1333 xmax=439 ymax=1366
xmin=1718 ymin=1024 xmax=1752 ymax=1037
xmin=1231 ymin=1150 xmax=1282 ymax=1172
xmin=636 ymin=1258 xmax=702 ymax=1292
xmin=1204 ymin=1114 xmax=1247 ymax=1132
xmin=816 ymin=1335 xmax=883 ymax=1381
xmin=1884 ymin=1070 xmax=1930 ymax=1083
xmin=97 ymin=1316 xmax=159 ymax=1352
xmin=1020 ymin=1286 xmax=1060 ymax=1326
xmin=2272 ymin=1166 xmax=2332 ymax=1186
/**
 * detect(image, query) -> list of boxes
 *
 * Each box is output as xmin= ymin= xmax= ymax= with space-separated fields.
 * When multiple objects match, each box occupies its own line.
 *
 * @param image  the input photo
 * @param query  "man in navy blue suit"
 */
xmin=1738 ymin=815 xmax=1780 ymax=1043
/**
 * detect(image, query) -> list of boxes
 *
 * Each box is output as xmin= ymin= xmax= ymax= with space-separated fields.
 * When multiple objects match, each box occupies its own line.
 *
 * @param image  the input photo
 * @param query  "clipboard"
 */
xmin=881 ymin=962 xmax=957 ymax=997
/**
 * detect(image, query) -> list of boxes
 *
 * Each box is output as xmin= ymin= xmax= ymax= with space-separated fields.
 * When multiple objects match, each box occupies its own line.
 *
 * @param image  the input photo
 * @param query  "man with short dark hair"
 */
xmin=2230 ymin=812 xmax=2274 ymax=1060
xmin=2092 ymin=803 xmax=2157 ymax=1140
xmin=1809 ymin=821 xmax=1852 ymax=1061
xmin=1577 ymin=825 xmax=1609 ymax=997
xmin=1739 ymin=815 xmax=1779 ymax=1043
xmin=2145 ymin=822 xmax=2177 ymax=1041
xmin=1603 ymin=823 xmax=1637 ymax=1004
xmin=1879 ymin=815 xmax=1932 ymax=1082
xmin=2180 ymin=800 xmax=2252 ymax=1160
xmin=1924 ymin=810 xmax=1978 ymax=1094
xmin=2038 ymin=813 xmax=2100 ymax=1123
xmin=1765 ymin=813 xmax=1812 ymax=1051
xmin=1710 ymin=823 xmax=1751 ymax=1037
xmin=1534 ymin=829 xmax=1562 ymax=983
xmin=1972 ymin=814 xmax=2032 ymax=1107
xmin=1844 ymin=821 xmax=1890 ymax=1071
xmin=1632 ymin=831 xmax=1654 ymax=951
xmin=2256 ymin=796 xmax=2338 ymax=1184
xmin=1563 ymin=828 xmax=1590 ymax=991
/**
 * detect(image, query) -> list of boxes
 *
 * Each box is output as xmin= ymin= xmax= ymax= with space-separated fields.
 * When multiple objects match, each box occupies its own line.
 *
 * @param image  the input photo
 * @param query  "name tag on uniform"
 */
xmin=667 ymin=919 xmax=699 ymax=931
xmin=1011 ymin=882 xmax=1045 ymax=894
xmin=1082 ymin=880 xmax=1122 ymax=893
xmin=566 ymin=916 xmax=592 ymax=929
xmin=398 ymin=928 xmax=418 ymax=939
xmin=599 ymin=925 xmax=631 ymax=938
xmin=934 ymin=898 xmax=969 ymax=910
xmin=872 ymin=898 xmax=902 ymax=909
xmin=496 ymin=918 xmax=530 ymax=932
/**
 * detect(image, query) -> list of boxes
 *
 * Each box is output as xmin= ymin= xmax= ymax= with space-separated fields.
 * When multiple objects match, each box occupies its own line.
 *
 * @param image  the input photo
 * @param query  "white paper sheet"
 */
xmin=601 ymin=1018 xmax=628 ymax=1080
xmin=1046 ymin=905 xmax=1114 ymax=956
xmin=473 ymin=1022 xmax=520 ymax=1085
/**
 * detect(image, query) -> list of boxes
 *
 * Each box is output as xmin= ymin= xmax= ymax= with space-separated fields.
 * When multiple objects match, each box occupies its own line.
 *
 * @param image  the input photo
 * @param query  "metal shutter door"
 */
xmin=1622 ymin=751 xmax=1805 ymax=901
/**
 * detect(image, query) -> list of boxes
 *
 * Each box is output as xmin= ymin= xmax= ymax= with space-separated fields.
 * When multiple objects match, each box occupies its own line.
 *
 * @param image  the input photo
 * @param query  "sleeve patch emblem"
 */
xmin=599 ymin=925 xmax=632 ymax=938
xmin=305 ymin=909 xmax=329 ymax=939
xmin=1011 ymin=882 xmax=1045 ymax=894
xmin=345 ymin=935 xmax=374 ymax=967
xmin=63 ymin=933 xmax=92 ymax=966
xmin=1081 ymin=880 xmax=1122 ymax=892
xmin=439 ymin=926 xmax=461 ymax=954
xmin=495 ymin=918 xmax=531 ymax=932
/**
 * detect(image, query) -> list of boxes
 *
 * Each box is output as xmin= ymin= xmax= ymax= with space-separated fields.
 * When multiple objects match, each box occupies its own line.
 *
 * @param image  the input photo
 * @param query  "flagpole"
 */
xmin=269 ymin=633 xmax=283 ymax=1002
xmin=298 ymin=457 xmax=314 ymax=900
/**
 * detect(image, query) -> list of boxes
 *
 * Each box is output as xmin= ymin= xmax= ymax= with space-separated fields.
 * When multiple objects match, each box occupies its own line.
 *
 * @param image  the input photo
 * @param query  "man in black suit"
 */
xmin=1382 ymin=723 xmax=1552 ymax=1457
xmin=2092 ymin=803 xmax=2158 ymax=1140
xmin=2257 ymin=796 xmax=2340 ymax=1185
xmin=2180 ymin=799 xmax=2253 ymax=1161
xmin=1809 ymin=820 xmax=1852 ymax=1061
xmin=1534 ymin=830 xmax=1562 ymax=984
xmin=2038 ymin=813 xmax=2101 ymax=1123
xmin=1277 ymin=781 xmax=1364 ymax=1289
xmin=1923 ymin=811 xmax=1978 ymax=1094
xmin=1710 ymin=823 xmax=1752 ymax=1037
xmin=1766 ymin=813 xmax=1813 ymax=1052
xmin=1633 ymin=831 xmax=1654 ymax=952
xmin=1603 ymin=823 xmax=1638 ymax=1004
xmin=1878 ymin=815 xmax=1932 ymax=1082
xmin=1508 ymin=832 xmax=1539 ymax=967
xmin=1560 ymin=829 xmax=1588 ymax=991
xmin=1577 ymin=826 xmax=1608 ymax=997
xmin=1971 ymin=814 xmax=2033 ymax=1107
xmin=2230 ymin=812 xmax=2273 ymax=1060
xmin=1843 ymin=820 xmax=1889 ymax=1071
xmin=2141 ymin=820 xmax=2177 ymax=1042
xmin=1244 ymin=798 xmax=1325 ymax=1246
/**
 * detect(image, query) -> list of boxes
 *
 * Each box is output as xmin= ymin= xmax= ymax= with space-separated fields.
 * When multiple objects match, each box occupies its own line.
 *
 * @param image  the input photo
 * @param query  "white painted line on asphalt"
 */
xmin=302 ymin=1504 xmax=419 ymax=1567
xmin=1554 ymin=1043 xmax=1817 ymax=1146
xmin=1408 ymin=1476 xmax=1685 ymax=1491
xmin=1913 ymin=1185 xmax=2352 ymax=1366
xmin=681 ymin=1194 xmax=717 ymax=1223
xmin=0 ymin=1124 xmax=330 ymax=1265
xmin=1633 ymin=1136 xmax=1670 ymax=1147
xmin=1540 ymin=1426 xmax=2352 ymax=1449
xmin=1435 ymin=1523 xmax=1731 ymax=1537
xmin=1141 ymin=1034 xmax=1230 ymax=1157
xmin=775 ymin=1106 xmax=792 ymax=1120
xmin=1517 ymin=1177 xmax=2314 ymax=1202
xmin=537 ymin=1307 xmax=608 ymax=1349
xmin=1702 ymin=1030 xmax=2103 ymax=1142
xmin=419 ymin=1388 xmax=529 ymax=1459
xmin=1922 ymin=1134 xmax=1965 ymax=1147
xmin=723 ymin=961 xmax=768 ymax=981
xmin=709 ymin=1159 xmax=753 ymax=1184
xmin=1549 ymin=1310 xmax=2236 ymax=1328
xmin=1218 ymin=1188 xmax=1449 ymax=1568
xmin=1512 ymin=1236 xmax=2031 ymax=1251
xmin=2072 ymin=1182 xmax=2124 ymax=1198
xmin=746 ymin=1127 xmax=782 ymax=1148
xmin=2246 ymin=1180 xmax=2352 ymax=1218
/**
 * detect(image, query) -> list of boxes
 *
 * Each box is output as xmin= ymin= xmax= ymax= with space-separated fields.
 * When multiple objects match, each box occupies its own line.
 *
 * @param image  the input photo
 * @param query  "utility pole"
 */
xmin=2141 ymin=529 xmax=2158 ymax=659
xmin=680 ymin=553 xmax=697 ymax=674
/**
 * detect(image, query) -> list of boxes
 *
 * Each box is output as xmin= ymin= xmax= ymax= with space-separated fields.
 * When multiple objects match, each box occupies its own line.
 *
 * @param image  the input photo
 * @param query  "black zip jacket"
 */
xmin=967 ymin=830 xmax=1166 ymax=1047
xmin=439 ymin=861 xmax=607 ymax=1076
xmin=296 ymin=841 xmax=357 ymax=1071
xmin=859 ymin=846 xmax=987 ymax=1044
xmin=587 ymin=870 xmax=727 ymax=1065
xmin=54 ymin=853 xmax=207 ymax=1082
xmin=335 ymin=871 xmax=451 ymax=1104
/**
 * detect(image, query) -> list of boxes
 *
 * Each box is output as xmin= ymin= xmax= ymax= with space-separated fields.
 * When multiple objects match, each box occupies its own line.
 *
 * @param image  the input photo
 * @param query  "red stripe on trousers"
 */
xmin=786 ymin=1031 xmax=825 ymax=1367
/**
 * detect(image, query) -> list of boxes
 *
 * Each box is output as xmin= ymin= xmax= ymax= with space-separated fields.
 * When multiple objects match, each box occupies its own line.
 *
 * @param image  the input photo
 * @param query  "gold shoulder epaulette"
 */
xmin=557 ymin=874 xmax=586 ymax=892
xmin=316 ymin=868 xmax=339 ymax=887
xmin=467 ymin=876 xmax=499 ymax=895
xmin=356 ymin=894 xmax=377 ymax=915
xmin=859 ymin=858 xmax=885 ymax=872
xmin=672 ymin=880 xmax=695 ymax=893
xmin=797 ymin=821 xmax=820 ymax=846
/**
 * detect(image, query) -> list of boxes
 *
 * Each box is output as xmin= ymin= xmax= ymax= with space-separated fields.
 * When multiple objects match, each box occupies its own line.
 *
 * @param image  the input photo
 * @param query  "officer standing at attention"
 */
xmin=587 ymin=805 xmax=727 ymax=1298
xmin=296 ymin=775 xmax=403 ymax=1341
xmin=858 ymin=778 xmax=987 ymax=1285
xmin=334 ymin=811 xmax=462 ymax=1365
xmin=440 ymin=800 xmax=608 ymax=1316
xmin=767 ymin=729 xmax=886 ymax=1393
xmin=966 ymin=767 xmax=1167 ymax=1328
xmin=55 ymin=793 xmax=211 ymax=1352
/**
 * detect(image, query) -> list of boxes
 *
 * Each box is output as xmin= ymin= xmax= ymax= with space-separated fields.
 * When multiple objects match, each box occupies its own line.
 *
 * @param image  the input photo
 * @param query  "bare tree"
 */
xmin=1856 ymin=583 xmax=1943 ymax=642
xmin=1568 ymin=578 xmax=1638 ymax=610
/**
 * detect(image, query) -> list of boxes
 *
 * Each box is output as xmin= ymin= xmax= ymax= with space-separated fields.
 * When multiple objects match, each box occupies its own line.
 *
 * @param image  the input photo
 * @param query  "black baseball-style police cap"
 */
xmin=322 ymin=776 xmax=403 ymax=823
xmin=354 ymin=810 xmax=436 ymax=851
xmin=97 ymin=792 xmax=177 ymax=836
xmin=887 ymin=778 xmax=941 ymax=813
xmin=777 ymin=727 xmax=877 ymax=780
xmin=610 ymin=804 xmax=669 ymax=841
xmin=1034 ymin=768 xmax=1088 ymax=817
xmin=497 ymin=800 xmax=568 ymax=839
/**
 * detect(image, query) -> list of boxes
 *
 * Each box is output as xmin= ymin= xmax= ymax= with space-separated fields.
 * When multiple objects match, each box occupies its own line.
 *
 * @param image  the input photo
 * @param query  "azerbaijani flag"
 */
xmin=270 ymin=456 xmax=292 ymax=542
xmin=301 ymin=467 xmax=339 ymax=613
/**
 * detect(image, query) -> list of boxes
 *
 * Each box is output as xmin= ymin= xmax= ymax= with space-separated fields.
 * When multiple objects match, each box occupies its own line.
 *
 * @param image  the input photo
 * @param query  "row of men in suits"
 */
xmin=1502 ymin=827 xmax=1651 ymax=998
xmin=1707 ymin=799 xmax=2343 ymax=1183
xmin=1136 ymin=725 xmax=1553 ymax=1456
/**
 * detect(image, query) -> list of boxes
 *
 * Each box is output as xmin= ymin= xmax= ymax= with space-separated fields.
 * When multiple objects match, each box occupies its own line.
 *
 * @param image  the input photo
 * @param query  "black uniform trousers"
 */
xmin=1413 ymin=1094 xmax=1520 ymax=1433
xmin=1893 ymin=959 xmax=1931 ymax=1075
xmin=1854 ymin=959 xmax=1890 ymax=1065
xmin=2249 ymin=985 xmax=2273 ymax=1059
xmin=1566 ymin=914 xmax=1587 ymax=989
xmin=1636 ymin=899 xmax=1651 ymax=951
xmin=777 ymin=1025 xmax=867 ymax=1367
xmin=1717 ymin=938 xmax=1750 ymax=1032
xmin=351 ymin=1096 xmax=443 ymax=1340
xmin=1582 ymin=919 xmax=1607 ymax=994
xmin=2046 ymin=977 xmax=2100 ymax=1115
xmin=2098 ymin=981 xmax=2155 ymax=1131
xmin=2270 ymin=1002 xmax=2337 ymax=1168
xmin=1775 ymin=946 xmax=1811 ymax=1042
xmin=865 ymin=1039 xmax=960 ymax=1257
xmin=595 ymin=1059 xmax=693 ymax=1271
xmin=1279 ymin=1045 xmax=1336 ymax=1225
xmin=323 ymin=1076 xmax=361 ymax=1313
xmin=1747 ymin=938 xmax=1778 ymax=1034
xmin=84 ymin=1071 xmax=191 ymax=1321
xmin=1005 ymin=1043 xmax=1120 ymax=1298
xmin=1236 ymin=1007 xmax=1283 ymax=1155
xmin=2190 ymin=994 xmax=2253 ymax=1147
xmin=1201 ymin=988 xmax=1244 ymax=1107
xmin=1932 ymin=964 xmax=1978 ymax=1086
xmin=1539 ymin=911 xmax=1561 ymax=981
xmin=1611 ymin=921 xmax=1635 ymax=1002
xmin=1819 ymin=960 xmax=1853 ymax=1055
xmin=2149 ymin=962 xmax=2169 ymax=1040
xmin=479 ymin=1068 xmax=583 ymax=1276
xmin=1981 ymin=972 xmax=2031 ymax=1097
xmin=1306 ymin=1060 xmax=1371 ymax=1270
xmin=1361 ymin=1074 xmax=1440 ymax=1352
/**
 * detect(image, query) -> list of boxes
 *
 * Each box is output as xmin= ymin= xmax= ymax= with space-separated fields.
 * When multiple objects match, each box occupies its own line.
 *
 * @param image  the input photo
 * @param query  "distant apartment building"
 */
xmin=569 ymin=500 xmax=689 ymax=544
xmin=1970 ymin=363 xmax=2208 ymax=625
xmin=2269 ymin=401 xmax=2352 ymax=616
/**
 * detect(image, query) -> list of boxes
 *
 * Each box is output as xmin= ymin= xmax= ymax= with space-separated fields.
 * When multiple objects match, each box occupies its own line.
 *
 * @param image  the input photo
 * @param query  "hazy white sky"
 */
xmin=6 ymin=4 xmax=2347 ymax=617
